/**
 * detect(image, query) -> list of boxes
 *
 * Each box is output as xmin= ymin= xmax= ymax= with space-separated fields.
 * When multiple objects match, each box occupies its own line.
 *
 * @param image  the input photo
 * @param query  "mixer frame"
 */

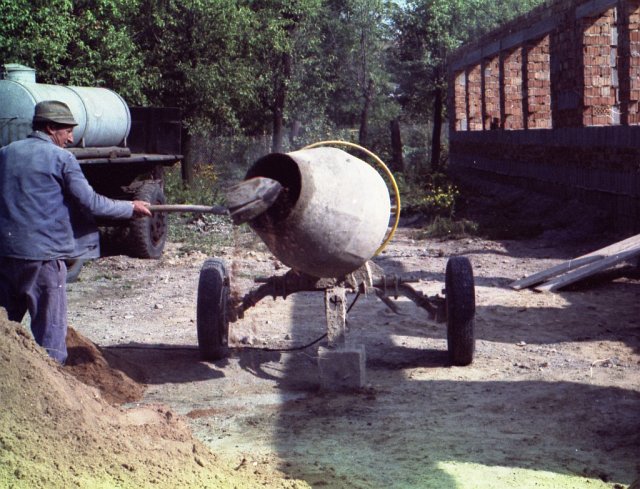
xmin=196 ymin=256 xmax=476 ymax=367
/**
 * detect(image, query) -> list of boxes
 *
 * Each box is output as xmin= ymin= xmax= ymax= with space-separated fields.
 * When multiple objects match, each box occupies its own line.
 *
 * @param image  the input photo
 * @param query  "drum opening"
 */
xmin=245 ymin=153 xmax=301 ymax=225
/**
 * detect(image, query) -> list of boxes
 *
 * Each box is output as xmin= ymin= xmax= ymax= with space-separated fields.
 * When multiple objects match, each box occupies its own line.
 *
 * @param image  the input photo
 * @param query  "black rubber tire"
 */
xmin=197 ymin=258 xmax=230 ymax=361
xmin=65 ymin=259 xmax=86 ymax=283
xmin=128 ymin=181 xmax=167 ymax=259
xmin=445 ymin=256 xmax=476 ymax=366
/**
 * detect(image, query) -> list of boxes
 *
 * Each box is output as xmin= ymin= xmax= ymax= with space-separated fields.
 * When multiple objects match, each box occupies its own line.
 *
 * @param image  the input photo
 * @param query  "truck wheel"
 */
xmin=445 ymin=256 xmax=476 ymax=366
xmin=129 ymin=181 xmax=167 ymax=258
xmin=197 ymin=258 xmax=230 ymax=361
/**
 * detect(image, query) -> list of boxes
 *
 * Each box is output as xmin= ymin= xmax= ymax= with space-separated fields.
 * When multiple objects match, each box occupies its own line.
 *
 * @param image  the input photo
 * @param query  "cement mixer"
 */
xmin=242 ymin=146 xmax=391 ymax=278
xmin=196 ymin=142 xmax=476 ymax=389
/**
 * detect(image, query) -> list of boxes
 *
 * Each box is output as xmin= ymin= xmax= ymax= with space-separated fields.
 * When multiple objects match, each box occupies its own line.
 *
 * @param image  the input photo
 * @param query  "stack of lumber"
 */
xmin=510 ymin=234 xmax=640 ymax=292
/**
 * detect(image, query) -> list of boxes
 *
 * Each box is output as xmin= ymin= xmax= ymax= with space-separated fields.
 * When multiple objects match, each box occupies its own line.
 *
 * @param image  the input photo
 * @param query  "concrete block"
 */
xmin=317 ymin=345 xmax=366 ymax=391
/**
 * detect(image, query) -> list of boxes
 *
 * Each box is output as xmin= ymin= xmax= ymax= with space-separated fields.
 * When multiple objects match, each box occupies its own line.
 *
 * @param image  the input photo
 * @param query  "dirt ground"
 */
xmin=2 ymin=191 xmax=640 ymax=488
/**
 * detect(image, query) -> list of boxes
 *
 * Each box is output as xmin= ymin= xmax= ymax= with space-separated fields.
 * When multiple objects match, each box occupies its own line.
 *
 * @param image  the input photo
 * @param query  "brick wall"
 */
xmin=627 ymin=1 xmax=640 ymax=123
xmin=454 ymin=71 xmax=467 ymax=130
xmin=468 ymin=65 xmax=483 ymax=131
xmin=483 ymin=55 xmax=501 ymax=129
xmin=527 ymin=35 xmax=552 ymax=128
xmin=504 ymin=48 xmax=525 ymax=129
xmin=448 ymin=0 xmax=640 ymax=233
xmin=581 ymin=7 xmax=618 ymax=126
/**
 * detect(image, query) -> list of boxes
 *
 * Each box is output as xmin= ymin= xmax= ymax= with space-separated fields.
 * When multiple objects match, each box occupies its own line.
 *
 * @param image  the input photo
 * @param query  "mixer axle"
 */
xmin=229 ymin=263 xmax=444 ymax=323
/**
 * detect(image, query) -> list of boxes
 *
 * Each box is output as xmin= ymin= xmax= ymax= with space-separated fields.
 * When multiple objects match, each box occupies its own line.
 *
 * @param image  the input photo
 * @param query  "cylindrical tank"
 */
xmin=1 ymin=63 xmax=36 ymax=83
xmin=245 ymin=147 xmax=391 ymax=278
xmin=0 ymin=76 xmax=130 ymax=148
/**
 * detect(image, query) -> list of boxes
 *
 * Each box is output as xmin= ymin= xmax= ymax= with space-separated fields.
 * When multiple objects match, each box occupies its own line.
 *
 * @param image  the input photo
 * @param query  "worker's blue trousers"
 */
xmin=0 ymin=258 xmax=68 ymax=363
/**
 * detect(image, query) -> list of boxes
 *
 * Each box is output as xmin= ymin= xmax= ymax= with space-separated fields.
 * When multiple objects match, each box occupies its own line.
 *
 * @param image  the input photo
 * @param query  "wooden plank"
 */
xmin=535 ymin=246 xmax=640 ymax=292
xmin=510 ymin=233 xmax=640 ymax=290
xmin=584 ymin=233 xmax=640 ymax=255
xmin=510 ymin=255 xmax=603 ymax=290
xmin=68 ymin=146 xmax=131 ymax=159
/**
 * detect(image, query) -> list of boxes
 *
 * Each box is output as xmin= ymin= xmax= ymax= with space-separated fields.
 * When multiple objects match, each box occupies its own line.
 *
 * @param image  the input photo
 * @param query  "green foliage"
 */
xmin=391 ymin=0 xmax=545 ymax=119
xmin=65 ymin=0 xmax=149 ymax=104
xmin=163 ymin=164 xmax=222 ymax=206
xmin=132 ymin=0 xmax=259 ymax=133
xmin=396 ymin=171 xmax=459 ymax=218
xmin=163 ymin=164 xmax=266 ymax=254
xmin=163 ymin=164 xmax=235 ymax=254
xmin=397 ymin=169 xmax=480 ymax=239
xmin=0 ymin=0 xmax=74 ymax=79
xmin=320 ymin=0 xmax=401 ymax=141
xmin=0 ymin=0 xmax=148 ymax=103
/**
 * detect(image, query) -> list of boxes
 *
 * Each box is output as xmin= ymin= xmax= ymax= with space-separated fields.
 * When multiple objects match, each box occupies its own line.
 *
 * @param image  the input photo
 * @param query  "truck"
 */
xmin=0 ymin=63 xmax=182 ymax=265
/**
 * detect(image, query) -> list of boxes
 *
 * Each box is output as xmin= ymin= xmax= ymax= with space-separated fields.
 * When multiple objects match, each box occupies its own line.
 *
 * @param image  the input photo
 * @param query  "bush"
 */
xmin=395 ymin=168 xmax=480 ymax=240
xmin=163 ymin=164 xmax=222 ymax=207
xmin=396 ymin=171 xmax=459 ymax=218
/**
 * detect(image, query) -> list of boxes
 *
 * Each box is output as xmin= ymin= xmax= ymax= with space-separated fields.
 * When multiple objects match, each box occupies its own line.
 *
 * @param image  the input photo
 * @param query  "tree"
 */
xmin=67 ymin=0 xmax=149 ymax=104
xmin=130 ymin=0 xmax=261 ymax=183
xmin=321 ymin=0 xmax=400 ymax=147
xmin=132 ymin=0 xmax=257 ymax=133
xmin=391 ymin=0 xmax=544 ymax=171
xmin=243 ymin=0 xmax=323 ymax=152
xmin=0 ymin=0 xmax=148 ymax=104
xmin=0 ymin=0 xmax=74 ymax=81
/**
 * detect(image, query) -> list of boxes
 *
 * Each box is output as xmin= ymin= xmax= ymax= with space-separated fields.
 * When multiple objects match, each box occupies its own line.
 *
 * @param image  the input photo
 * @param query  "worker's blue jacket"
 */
xmin=0 ymin=131 xmax=134 ymax=260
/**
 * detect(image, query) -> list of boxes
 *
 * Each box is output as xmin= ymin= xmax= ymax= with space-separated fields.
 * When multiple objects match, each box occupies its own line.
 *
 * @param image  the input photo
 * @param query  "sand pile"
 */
xmin=64 ymin=326 xmax=146 ymax=405
xmin=0 ymin=310 xmax=307 ymax=488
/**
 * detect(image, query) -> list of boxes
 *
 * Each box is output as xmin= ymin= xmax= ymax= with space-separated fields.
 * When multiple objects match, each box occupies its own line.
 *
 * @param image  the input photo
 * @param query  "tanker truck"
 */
xmin=0 ymin=63 xmax=182 ymax=266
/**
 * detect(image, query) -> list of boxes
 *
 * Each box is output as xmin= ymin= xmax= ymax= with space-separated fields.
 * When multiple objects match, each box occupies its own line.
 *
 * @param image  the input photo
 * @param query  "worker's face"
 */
xmin=46 ymin=124 xmax=74 ymax=148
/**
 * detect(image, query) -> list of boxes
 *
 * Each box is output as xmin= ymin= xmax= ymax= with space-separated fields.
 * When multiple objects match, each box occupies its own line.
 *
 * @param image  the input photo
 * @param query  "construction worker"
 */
xmin=0 ymin=100 xmax=152 ymax=363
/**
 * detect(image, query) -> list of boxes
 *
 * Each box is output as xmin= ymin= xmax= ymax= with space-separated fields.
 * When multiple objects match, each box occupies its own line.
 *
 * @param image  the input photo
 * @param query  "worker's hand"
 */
xmin=132 ymin=200 xmax=152 ymax=217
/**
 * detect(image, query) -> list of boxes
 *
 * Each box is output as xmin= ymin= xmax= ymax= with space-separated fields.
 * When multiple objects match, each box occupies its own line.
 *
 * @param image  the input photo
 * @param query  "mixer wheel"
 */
xmin=197 ymin=258 xmax=230 ymax=361
xmin=445 ymin=256 xmax=475 ymax=366
xmin=129 ymin=181 xmax=167 ymax=259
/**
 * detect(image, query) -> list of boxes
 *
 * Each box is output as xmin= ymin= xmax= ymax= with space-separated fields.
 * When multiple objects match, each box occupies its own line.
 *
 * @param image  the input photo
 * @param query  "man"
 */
xmin=0 ymin=100 xmax=152 ymax=364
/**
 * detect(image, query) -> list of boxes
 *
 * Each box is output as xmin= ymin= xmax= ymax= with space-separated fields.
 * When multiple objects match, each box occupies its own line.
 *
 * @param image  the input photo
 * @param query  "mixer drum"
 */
xmin=245 ymin=147 xmax=391 ymax=278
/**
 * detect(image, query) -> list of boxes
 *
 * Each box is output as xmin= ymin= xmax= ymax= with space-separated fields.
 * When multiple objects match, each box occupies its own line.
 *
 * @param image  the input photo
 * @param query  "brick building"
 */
xmin=448 ymin=0 xmax=640 ymax=232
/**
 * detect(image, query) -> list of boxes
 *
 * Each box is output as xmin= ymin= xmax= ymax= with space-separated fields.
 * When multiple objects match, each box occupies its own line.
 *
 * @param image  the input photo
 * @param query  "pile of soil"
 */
xmin=0 ymin=310 xmax=308 ymax=488
xmin=64 ymin=327 xmax=146 ymax=405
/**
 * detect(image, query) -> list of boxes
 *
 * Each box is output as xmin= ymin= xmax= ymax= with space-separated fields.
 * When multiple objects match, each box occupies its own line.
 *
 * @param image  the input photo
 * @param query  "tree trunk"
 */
xmin=359 ymin=78 xmax=374 ymax=147
xmin=272 ymin=105 xmax=284 ymax=153
xmin=390 ymin=118 xmax=404 ymax=173
xmin=430 ymin=86 xmax=443 ymax=172
xmin=289 ymin=120 xmax=302 ymax=147
xmin=272 ymin=51 xmax=292 ymax=153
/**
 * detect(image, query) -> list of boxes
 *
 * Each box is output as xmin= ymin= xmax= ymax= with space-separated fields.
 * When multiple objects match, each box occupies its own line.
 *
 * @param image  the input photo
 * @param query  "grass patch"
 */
xmin=413 ymin=216 xmax=479 ymax=240
xmin=166 ymin=213 xmax=266 ymax=255
xmin=167 ymin=214 xmax=233 ymax=255
xmin=164 ymin=165 xmax=236 ymax=255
